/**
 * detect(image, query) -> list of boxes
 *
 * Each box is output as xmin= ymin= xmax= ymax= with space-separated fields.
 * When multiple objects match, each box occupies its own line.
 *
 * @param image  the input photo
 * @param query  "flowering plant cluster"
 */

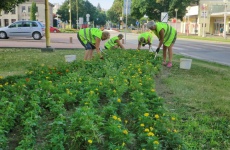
xmin=0 ymin=50 xmax=183 ymax=149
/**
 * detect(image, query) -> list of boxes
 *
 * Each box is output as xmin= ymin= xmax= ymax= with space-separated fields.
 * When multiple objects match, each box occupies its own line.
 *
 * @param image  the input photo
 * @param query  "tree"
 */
xmin=96 ymin=3 xmax=102 ymax=11
xmin=131 ymin=0 xmax=195 ymax=21
xmin=57 ymin=0 xmax=106 ymax=27
xmin=0 ymin=0 xmax=29 ymax=12
xmin=30 ymin=2 xmax=37 ymax=21
xmin=107 ymin=0 xmax=122 ymax=24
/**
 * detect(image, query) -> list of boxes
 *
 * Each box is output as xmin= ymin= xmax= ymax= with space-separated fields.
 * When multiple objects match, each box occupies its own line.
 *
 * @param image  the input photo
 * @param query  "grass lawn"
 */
xmin=0 ymin=48 xmax=230 ymax=149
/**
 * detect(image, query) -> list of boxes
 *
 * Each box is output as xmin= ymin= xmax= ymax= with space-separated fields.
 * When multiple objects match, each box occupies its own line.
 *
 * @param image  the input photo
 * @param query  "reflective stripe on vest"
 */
xmin=164 ymin=24 xmax=172 ymax=45
xmin=83 ymin=28 xmax=92 ymax=43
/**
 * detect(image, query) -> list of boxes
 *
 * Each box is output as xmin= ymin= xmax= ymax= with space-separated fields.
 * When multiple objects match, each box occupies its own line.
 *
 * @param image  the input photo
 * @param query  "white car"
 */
xmin=0 ymin=20 xmax=45 ymax=40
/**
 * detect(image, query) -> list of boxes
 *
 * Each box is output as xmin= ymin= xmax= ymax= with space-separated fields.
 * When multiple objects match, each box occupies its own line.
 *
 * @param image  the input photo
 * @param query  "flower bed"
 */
xmin=0 ymin=50 xmax=183 ymax=149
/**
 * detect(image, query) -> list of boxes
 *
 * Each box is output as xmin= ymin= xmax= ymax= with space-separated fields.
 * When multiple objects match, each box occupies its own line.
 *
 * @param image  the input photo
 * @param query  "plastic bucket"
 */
xmin=180 ymin=58 xmax=192 ymax=70
xmin=65 ymin=55 xmax=76 ymax=62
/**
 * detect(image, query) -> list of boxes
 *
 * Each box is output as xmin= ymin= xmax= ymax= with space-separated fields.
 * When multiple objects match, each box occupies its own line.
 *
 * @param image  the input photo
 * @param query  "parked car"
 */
xmin=50 ymin=26 xmax=60 ymax=33
xmin=0 ymin=20 xmax=45 ymax=40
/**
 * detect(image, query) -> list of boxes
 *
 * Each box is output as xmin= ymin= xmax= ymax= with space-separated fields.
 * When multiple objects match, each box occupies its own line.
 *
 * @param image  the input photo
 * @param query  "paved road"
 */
xmin=0 ymin=30 xmax=230 ymax=66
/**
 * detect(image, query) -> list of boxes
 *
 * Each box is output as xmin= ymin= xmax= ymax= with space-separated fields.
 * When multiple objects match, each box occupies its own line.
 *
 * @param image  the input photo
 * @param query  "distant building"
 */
xmin=0 ymin=0 xmax=54 ymax=27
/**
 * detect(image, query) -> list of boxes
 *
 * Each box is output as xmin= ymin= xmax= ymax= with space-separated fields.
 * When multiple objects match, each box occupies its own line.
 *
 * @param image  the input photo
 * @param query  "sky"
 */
xmin=49 ymin=0 xmax=114 ymax=10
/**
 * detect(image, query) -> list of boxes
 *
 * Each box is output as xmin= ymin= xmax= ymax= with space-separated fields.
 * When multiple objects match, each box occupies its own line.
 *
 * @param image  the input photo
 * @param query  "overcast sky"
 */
xmin=49 ymin=0 xmax=114 ymax=10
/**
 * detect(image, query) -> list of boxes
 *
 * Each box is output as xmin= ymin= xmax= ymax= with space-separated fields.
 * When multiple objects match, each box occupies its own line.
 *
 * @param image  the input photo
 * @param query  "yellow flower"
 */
xmin=151 ymin=89 xmax=155 ymax=92
xmin=0 ymin=84 xmax=3 ymax=88
xmin=117 ymin=118 xmax=121 ymax=122
xmin=125 ymin=120 xmax=128 ymax=124
xmin=95 ymin=88 xmax=98 ymax=91
xmin=147 ymin=132 xmax=154 ymax=136
xmin=153 ymin=141 xmax=159 ymax=145
xmin=144 ymin=113 xmax=149 ymax=117
xmin=123 ymin=130 xmax=128 ymax=135
xmin=88 ymin=139 xmax=93 ymax=144
xmin=140 ymin=123 xmax=145 ymax=127
xmin=122 ymin=142 xmax=125 ymax=146
xmin=117 ymin=98 xmax=121 ymax=103
xmin=90 ymin=90 xmax=94 ymax=95
xmin=112 ymin=115 xmax=117 ymax=120
xmin=144 ymin=128 xmax=149 ymax=132
xmin=173 ymin=129 xmax=177 ymax=133
xmin=171 ymin=117 xmax=176 ymax=121
xmin=155 ymin=114 xmax=159 ymax=119
xmin=0 ymin=76 xmax=3 ymax=79
xmin=113 ymin=89 xmax=116 ymax=93
xmin=46 ymin=77 xmax=49 ymax=79
xmin=99 ymin=82 xmax=102 ymax=85
xmin=150 ymin=127 xmax=154 ymax=131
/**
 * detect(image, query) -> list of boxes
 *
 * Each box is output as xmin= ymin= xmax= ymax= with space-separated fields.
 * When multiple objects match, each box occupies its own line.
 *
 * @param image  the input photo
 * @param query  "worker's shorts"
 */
xmin=77 ymin=33 xmax=96 ymax=50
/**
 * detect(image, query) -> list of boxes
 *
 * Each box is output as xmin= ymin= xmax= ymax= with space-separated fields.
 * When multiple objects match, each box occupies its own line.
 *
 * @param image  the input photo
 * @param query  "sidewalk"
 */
xmin=0 ymin=30 xmax=138 ymax=50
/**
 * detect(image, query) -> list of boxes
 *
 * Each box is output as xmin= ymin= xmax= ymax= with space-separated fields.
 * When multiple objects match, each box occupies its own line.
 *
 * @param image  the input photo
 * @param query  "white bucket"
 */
xmin=180 ymin=58 xmax=192 ymax=70
xmin=65 ymin=55 xmax=76 ymax=62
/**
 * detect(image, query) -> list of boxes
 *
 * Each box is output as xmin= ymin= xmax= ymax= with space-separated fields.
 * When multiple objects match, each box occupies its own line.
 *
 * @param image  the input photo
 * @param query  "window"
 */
xmin=11 ymin=19 xmax=16 ymax=23
xmin=11 ymin=8 xmax=16 ymax=14
xmin=4 ymin=19 xmax=9 ymax=26
xmin=28 ymin=6 xmax=31 ymax=13
xmin=22 ymin=6 xmax=26 ymax=12
xmin=32 ymin=22 xmax=38 ymax=27
xmin=4 ymin=11 xmax=8 ymax=14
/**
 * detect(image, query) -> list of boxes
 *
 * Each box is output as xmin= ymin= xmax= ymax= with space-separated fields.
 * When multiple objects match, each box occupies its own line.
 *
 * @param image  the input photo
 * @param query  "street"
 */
xmin=0 ymin=30 xmax=230 ymax=66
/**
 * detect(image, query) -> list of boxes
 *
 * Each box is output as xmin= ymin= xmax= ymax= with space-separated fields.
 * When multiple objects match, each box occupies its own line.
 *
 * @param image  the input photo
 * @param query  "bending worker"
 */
xmin=147 ymin=21 xmax=177 ymax=68
xmin=77 ymin=28 xmax=110 ymax=60
xmin=137 ymin=32 xmax=153 ymax=50
xmin=104 ymin=34 xmax=125 ymax=50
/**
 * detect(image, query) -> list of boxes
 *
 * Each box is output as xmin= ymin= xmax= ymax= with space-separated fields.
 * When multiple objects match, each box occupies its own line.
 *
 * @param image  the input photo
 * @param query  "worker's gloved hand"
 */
xmin=156 ymin=48 xmax=160 ymax=53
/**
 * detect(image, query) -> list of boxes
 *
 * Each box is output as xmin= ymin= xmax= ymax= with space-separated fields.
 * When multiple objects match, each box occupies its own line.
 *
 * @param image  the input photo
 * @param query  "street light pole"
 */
xmin=223 ymin=0 xmax=227 ymax=39
xmin=175 ymin=8 xmax=178 ymax=32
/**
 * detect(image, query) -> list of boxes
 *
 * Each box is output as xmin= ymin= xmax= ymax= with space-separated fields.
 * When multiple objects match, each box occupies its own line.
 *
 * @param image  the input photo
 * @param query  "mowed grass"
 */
xmin=1 ymin=48 xmax=230 ymax=149
xmin=0 ymin=48 xmax=85 ymax=77
xmin=156 ymin=55 xmax=230 ymax=149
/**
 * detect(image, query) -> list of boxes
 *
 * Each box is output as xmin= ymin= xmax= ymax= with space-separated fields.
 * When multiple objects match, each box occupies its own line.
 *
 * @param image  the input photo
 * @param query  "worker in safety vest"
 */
xmin=104 ymin=34 xmax=125 ymax=50
xmin=77 ymin=28 xmax=110 ymax=60
xmin=147 ymin=21 xmax=177 ymax=68
xmin=137 ymin=32 xmax=153 ymax=50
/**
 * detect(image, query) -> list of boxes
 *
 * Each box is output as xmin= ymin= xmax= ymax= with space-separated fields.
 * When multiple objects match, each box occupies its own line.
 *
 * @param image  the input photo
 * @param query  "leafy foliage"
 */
xmin=30 ymin=2 xmax=36 ymax=21
xmin=0 ymin=50 xmax=184 ymax=149
xmin=0 ymin=0 xmax=29 ymax=12
xmin=57 ymin=0 xmax=106 ymax=26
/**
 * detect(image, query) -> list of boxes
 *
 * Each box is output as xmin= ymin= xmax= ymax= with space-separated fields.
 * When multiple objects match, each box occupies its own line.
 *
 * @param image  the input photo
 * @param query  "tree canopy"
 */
xmin=0 ymin=0 xmax=28 ymax=12
xmin=107 ymin=0 xmax=198 ymax=25
xmin=57 ymin=0 xmax=106 ymax=26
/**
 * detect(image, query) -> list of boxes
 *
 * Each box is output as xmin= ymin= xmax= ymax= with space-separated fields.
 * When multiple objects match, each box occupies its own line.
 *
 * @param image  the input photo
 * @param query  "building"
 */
xmin=0 ymin=0 xmax=54 ymax=27
xmin=182 ymin=0 xmax=230 ymax=36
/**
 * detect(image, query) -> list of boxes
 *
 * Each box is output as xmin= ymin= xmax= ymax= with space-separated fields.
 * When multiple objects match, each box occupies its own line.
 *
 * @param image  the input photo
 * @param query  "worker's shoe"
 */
xmin=162 ymin=61 xmax=167 ymax=66
xmin=167 ymin=62 xmax=172 ymax=68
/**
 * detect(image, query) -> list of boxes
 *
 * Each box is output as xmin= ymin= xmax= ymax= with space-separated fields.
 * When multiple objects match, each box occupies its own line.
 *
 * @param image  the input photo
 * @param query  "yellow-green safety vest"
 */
xmin=152 ymin=22 xmax=176 ymax=47
xmin=79 ymin=28 xmax=102 ymax=45
xmin=138 ymin=32 xmax=153 ymax=45
xmin=104 ymin=36 xmax=119 ymax=49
